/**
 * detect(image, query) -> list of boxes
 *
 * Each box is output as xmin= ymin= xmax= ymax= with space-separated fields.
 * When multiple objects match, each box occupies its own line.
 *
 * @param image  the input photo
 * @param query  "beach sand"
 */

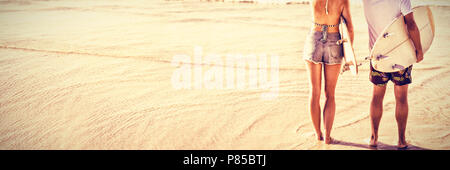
xmin=0 ymin=0 xmax=449 ymax=150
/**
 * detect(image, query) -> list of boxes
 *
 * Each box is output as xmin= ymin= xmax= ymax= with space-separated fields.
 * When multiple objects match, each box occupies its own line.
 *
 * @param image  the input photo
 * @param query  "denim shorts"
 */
xmin=303 ymin=31 xmax=344 ymax=65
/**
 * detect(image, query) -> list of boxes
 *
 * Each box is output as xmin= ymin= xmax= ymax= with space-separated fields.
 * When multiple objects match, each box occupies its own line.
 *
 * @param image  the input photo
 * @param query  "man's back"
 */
xmin=362 ymin=0 xmax=413 ymax=49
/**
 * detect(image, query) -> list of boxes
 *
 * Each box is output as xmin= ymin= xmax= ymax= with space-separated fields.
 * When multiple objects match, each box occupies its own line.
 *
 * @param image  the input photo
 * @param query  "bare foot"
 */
xmin=369 ymin=135 xmax=378 ymax=148
xmin=316 ymin=133 xmax=324 ymax=141
xmin=398 ymin=141 xmax=409 ymax=150
xmin=325 ymin=137 xmax=339 ymax=144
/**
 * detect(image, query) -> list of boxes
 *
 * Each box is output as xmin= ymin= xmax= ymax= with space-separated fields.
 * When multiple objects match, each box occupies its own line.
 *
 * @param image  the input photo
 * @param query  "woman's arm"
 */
xmin=341 ymin=0 xmax=354 ymax=45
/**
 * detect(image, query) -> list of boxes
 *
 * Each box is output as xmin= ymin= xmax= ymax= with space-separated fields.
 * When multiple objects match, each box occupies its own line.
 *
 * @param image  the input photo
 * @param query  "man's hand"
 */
xmin=416 ymin=50 xmax=424 ymax=63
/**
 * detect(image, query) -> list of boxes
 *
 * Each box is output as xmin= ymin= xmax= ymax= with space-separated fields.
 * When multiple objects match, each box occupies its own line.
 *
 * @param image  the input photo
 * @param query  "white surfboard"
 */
xmin=370 ymin=6 xmax=435 ymax=73
xmin=339 ymin=17 xmax=358 ymax=75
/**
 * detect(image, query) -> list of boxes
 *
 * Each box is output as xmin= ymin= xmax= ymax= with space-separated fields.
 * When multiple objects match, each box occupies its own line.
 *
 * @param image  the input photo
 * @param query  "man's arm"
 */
xmin=342 ymin=0 xmax=354 ymax=44
xmin=404 ymin=13 xmax=424 ymax=63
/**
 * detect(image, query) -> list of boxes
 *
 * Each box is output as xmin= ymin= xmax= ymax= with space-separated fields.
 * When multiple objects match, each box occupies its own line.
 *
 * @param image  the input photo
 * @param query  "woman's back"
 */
xmin=311 ymin=0 xmax=346 ymax=32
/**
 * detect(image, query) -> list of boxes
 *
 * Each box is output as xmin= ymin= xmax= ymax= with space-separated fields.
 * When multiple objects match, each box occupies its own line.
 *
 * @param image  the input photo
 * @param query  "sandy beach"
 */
xmin=0 ymin=0 xmax=449 ymax=150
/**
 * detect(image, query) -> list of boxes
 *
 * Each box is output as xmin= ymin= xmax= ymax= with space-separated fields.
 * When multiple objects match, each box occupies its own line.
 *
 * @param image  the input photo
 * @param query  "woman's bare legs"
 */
xmin=323 ymin=63 xmax=341 ymax=144
xmin=305 ymin=60 xmax=323 ymax=141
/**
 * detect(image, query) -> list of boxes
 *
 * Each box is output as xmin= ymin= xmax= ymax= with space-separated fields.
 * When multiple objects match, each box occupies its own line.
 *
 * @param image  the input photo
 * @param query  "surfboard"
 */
xmin=339 ymin=17 xmax=358 ymax=75
xmin=370 ymin=6 xmax=435 ymax=73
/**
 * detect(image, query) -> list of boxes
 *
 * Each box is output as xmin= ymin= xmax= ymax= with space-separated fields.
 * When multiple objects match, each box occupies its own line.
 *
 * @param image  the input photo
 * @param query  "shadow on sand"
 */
xmin=331 ymin=139 xmax=431 ymax=150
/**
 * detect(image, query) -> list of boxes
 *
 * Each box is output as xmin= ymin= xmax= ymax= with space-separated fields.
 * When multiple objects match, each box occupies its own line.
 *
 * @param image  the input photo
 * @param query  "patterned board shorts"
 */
xmin=303 ymin=31 xmax=344 ymax=65
xmin=369 ymin=62 xmax=412 ymax=86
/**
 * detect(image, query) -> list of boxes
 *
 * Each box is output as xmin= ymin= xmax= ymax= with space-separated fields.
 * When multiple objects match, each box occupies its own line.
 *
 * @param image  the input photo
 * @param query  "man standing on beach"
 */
xmin=362 ymin=0 xmax=423 ymax=149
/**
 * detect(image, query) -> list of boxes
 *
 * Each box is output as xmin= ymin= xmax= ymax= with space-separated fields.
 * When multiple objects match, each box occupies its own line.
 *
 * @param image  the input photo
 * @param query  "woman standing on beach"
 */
xmin=303 ymin=0 xmax=354 ymax=144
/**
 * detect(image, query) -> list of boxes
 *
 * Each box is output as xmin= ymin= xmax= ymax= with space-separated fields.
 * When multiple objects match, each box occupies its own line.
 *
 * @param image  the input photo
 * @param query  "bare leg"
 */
xmin=305 ymin=60 xmax=323 ymax=141
xmin=323 ymin=63 xmax=341 ymax=144
xmin=394 ymin=85 xmax=409 ymax=149
xmin=369 ymin=84 xmax=387 ymax=147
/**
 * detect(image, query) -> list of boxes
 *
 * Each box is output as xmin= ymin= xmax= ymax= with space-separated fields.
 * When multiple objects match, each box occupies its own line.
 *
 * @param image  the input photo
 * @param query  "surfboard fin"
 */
xmin=340 ymin=62 xmax=361 ymax=75
xmin=392 ymin=64 xmax=405 ymax=70
xmin=376 ymin=55 xmax=389 ymax=61
xmin=340 ymin=65 xmax=350 ymax=75
xmin=336 ymin=39 xmax=347 ymax=45
xmin=383 ymin=32 xmax=394 ymax=38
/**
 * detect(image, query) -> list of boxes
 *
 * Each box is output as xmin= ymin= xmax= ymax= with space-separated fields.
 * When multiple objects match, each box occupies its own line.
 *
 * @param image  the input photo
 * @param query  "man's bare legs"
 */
xmin=369 ymin=84 xmax=387 ymax=147
xmin=394 ymin=85 xmax=409 ymax=149
xmin=323 ymin=64 xmax=341 ymax=144
xmin=305 ymin=61 xmax=323 ymax=141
